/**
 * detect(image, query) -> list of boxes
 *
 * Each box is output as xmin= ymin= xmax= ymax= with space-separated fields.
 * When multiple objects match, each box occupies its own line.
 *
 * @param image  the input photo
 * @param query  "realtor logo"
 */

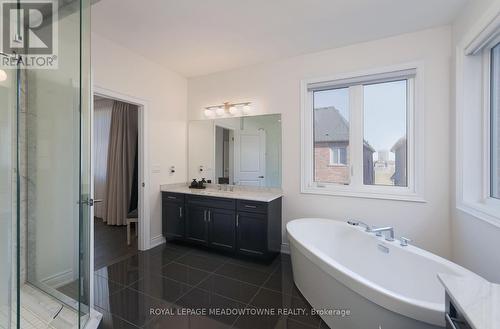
xmin=1 ymin=0 xmax=58 ymax=68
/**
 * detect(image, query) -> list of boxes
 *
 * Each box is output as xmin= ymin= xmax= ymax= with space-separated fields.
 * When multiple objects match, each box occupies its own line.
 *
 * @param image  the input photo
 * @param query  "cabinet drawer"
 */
xmin=187 ymin=195 xmax=236 ymax=210
xmin=237 ymin=200 xmax=268 ymax=214
xmin=162 ymin=192 xmax=185 ymax=203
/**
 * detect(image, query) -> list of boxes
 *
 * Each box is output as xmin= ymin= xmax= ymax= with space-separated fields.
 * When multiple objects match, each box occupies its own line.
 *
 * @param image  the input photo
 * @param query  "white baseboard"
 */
xmin=40 ymin=269 xmax=74 ymax=289
xmin=150 ymin=234 xmax=166 ymax=249
xmin=281 ymin=243 xmax=290 ymax=254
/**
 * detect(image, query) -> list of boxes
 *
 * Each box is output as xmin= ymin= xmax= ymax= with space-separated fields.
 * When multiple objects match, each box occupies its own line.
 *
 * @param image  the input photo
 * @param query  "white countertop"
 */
xmin=438 ymin=274 xmax=500 ymax=329
xmin=160 ymin=183 xmax=283 ymax=202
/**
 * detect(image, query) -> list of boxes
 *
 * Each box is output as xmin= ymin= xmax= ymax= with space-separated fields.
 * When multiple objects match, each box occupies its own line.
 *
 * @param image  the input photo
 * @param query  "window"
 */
xmin=491 ymin=43 xmax=500 ymax=200
xmin=330 ymin=147 xmax=347 ymax=166
xmin=456 ymin=14 xmax=500 ymax=225
xmin=364 ymin=80 xmax=408 ymax=187
xmin=302 ymin=66 xmax=422 ymax=201
xmin=313 ymin=87 xmax=350 ymax=184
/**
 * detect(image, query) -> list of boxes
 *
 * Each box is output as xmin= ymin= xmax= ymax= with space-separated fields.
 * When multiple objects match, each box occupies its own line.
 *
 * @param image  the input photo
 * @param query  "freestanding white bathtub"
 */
xmin=287 ymin=218 xmax=481 ymax=329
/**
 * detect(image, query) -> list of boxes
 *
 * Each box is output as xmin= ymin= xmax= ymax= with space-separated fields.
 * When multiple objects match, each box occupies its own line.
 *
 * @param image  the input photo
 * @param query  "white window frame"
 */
xmin=301 ymin=63 xmax=425 ymax=202
xmin=329 ymin=146 xmax=347 ymax=166
xmin=491 ymin=43 xmax=500 ymax=201
xmin=483 ymin=40 xmax=500 ymax=209
xmin=456 ymin=1 xmax=500 ymax=227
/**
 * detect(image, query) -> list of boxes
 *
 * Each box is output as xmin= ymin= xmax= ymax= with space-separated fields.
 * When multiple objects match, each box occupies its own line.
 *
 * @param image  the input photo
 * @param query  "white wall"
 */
xmin=450 ymin=0 xmax=500 ymax=283
xmin=188 ymin=27 xmax=453 ymax=257
xmin=92 ymin=33 xmax=188 ymax=246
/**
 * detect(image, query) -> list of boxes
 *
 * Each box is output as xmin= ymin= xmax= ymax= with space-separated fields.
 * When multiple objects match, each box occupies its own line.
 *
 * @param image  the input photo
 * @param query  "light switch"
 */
xmin=152 ymin=164 xmax=161 ymax=174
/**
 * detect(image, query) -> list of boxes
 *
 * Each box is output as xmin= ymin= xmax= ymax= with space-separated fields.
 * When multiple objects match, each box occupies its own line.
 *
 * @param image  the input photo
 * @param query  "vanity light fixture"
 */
xmin=204 ymin=109 xmax=215 ymax=117
xmin=229 ymin=105 xmax=240 ymax=115
xmin=215 ymin=106 xmax=225 ymax=116
xmin=203 ymin=101 xmax=252 ymax=117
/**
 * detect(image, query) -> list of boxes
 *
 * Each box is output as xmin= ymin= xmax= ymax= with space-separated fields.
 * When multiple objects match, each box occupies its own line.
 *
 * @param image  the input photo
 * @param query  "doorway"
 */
xmin=215 ymin=125 xmax=234 ymax=184
xmin=91 ymin=87 xmax=149 ymax=270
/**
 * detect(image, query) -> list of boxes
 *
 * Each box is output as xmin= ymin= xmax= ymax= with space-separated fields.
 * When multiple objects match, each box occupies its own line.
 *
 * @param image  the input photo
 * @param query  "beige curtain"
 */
xmin=93 ymin=98 xmax=113 ymax=219
xmin=104 ymin=101 xmax=138 ymax=226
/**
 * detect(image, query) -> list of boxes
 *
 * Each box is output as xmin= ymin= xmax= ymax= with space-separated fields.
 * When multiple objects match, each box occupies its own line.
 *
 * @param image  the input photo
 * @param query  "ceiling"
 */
xmin=92 ymin=0 xmax=468 ymax=77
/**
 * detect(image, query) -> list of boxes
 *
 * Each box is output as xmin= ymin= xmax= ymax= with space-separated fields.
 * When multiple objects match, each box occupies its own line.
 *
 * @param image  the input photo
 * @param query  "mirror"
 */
xmin=188 ymin=114 xmax=282 ymax=188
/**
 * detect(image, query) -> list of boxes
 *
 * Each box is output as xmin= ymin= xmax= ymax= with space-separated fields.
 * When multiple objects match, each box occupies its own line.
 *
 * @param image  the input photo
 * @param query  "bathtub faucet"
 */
xmin=370 ymin=227 xmax=395 ymax=241
xmin=347 ymin=220 xmax=371 ymax=232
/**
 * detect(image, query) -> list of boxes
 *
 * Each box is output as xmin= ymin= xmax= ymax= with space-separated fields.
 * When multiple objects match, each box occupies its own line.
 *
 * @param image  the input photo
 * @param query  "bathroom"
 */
xmin=0 ymin=0 xmax=499 ymax=328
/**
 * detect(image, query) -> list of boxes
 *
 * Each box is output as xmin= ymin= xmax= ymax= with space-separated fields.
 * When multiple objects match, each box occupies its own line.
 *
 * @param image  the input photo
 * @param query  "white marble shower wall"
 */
xmin=0 ymin=67 xmax=16 ymax=329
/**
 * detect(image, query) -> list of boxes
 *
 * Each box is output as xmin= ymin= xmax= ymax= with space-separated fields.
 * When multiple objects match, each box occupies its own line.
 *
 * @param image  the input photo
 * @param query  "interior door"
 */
xmin=234 ymin=129 xmax=266 ymax=186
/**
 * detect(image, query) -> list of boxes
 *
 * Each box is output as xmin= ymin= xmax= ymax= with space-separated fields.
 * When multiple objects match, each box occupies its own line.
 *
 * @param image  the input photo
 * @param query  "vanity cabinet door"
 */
xmin=236 ymin=212 xmax=267 ymax=256
xmin=185 ymin=205 xmax=208 ymax=245
xmin=208 ymin=208 xmax=236 ymax=252
xmin=163 ymin=201 xmax=184 ymax=239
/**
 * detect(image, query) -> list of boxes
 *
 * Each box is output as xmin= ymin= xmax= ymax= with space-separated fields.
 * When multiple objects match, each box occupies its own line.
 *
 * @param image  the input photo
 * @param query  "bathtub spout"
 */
xmin=347 ymin=220 xmax=371 ymax=232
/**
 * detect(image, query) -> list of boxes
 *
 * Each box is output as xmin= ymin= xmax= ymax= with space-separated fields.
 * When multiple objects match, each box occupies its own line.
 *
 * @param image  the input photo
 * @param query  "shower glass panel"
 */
xmin=79 ymin=0 xmax=92 ymax=326
xmin=17 ymin=0 xmax=91 ymax=328
xmin=0 ymin=66 xmax=17 ymax=328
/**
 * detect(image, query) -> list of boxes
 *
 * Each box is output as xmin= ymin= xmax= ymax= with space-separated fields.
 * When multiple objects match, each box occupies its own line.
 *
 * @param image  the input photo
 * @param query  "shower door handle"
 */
xmin=81 ymin=198 xmax=103 ymax=206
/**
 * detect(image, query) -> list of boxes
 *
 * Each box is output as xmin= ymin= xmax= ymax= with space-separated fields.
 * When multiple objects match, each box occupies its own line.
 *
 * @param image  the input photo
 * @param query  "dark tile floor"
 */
xmin=96 ymin=242 xmax=328 ymax=329
xmin=94 ymin=217 xmax=139 ymax=270
xmin=58 ymin=218 xmax=139 ymax=300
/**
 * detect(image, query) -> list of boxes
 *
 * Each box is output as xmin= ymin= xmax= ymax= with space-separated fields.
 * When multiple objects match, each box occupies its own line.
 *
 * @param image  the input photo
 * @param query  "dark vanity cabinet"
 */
xmin=162 ymin=191 xmax=282 ymax=259
xmin=161 ymin=193 xmax=185 ymax=239
xmin=185 ymin=205 xmax=208 ymax=244
xmin=236 ymin=211 xmax=267 ymax=256
xmin=208 ymin=208 xmax=237 ymax=252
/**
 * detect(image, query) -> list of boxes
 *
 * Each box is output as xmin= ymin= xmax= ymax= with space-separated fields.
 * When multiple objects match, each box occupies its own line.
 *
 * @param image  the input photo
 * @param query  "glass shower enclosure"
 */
xmin=0 ymin=0 xmax=92 ymax=328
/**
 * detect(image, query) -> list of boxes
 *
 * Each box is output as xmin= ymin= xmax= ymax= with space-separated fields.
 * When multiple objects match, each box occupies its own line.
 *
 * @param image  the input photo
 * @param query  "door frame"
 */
xmin=92 ymin=85 xmax=151 ymax=251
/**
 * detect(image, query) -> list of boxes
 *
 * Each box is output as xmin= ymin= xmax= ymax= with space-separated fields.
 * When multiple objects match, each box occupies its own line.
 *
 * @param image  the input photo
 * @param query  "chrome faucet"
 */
xmin=347 ymin=220 xmax=371 ymax=232
xmin=399 ymin=237 xmax=412 ymax=246
xmin=370 ymin=227 xmax=395 ymax=241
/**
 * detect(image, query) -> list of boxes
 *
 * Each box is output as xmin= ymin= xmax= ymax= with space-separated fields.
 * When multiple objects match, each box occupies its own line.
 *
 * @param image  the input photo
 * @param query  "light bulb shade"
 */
xmin=229 ymin=106 xmax=239 ymax=115
xmin=0 ymin=70 xmax=7 ymax=82
xmin=242 ymin=104 xmax=252 ymax=114
xmin=216 ymin=107 xmax=225 ymax=116
xmin=204 ymin=109 xmax=214 ymax=117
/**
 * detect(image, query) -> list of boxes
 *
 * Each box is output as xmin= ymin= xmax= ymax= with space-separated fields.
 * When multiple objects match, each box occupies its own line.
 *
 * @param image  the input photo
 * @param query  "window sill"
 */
xmin=301 ymin=185 xmax=426 ymax=203
xmin=456 ymin=200 xmax=500 ymax=229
